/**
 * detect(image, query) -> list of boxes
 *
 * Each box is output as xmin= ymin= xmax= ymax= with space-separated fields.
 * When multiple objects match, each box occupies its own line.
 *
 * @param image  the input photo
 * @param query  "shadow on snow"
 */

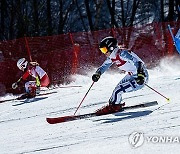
xmin=94 ymin=110 xmax=153 ymax=124
xmin=12 ymin=97 xmax=48 ymax=106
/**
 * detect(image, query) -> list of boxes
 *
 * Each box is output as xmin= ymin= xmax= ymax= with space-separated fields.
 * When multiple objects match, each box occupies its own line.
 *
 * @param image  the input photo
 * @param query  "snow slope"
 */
xmin=1 ymin=56 xmax=180 ymax=154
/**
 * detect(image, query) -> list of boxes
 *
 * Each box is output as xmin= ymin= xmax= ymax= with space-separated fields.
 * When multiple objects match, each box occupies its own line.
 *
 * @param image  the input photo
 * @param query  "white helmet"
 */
xmin=17 ymin=58 xmax=28 ymax=71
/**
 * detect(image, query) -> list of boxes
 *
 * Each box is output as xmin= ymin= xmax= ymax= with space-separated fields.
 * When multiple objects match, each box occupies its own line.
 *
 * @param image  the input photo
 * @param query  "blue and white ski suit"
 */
xmin=96 ymin=47 xmax=149 ymax=104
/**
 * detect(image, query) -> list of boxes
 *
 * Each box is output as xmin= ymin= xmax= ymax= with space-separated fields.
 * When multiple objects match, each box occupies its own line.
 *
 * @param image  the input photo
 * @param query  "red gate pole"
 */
xmin=24 ymin=36 xmax=32 ymax=62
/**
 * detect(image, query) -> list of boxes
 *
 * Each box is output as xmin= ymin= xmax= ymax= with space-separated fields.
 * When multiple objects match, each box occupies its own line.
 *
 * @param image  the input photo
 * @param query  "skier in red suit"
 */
xmin=12 ymin=58 xmax=50 ymax=99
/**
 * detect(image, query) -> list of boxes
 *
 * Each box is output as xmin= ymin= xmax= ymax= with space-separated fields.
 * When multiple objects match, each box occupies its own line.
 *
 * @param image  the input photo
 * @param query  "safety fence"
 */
xmin=0 ymin=20 xmax=179 ymax=95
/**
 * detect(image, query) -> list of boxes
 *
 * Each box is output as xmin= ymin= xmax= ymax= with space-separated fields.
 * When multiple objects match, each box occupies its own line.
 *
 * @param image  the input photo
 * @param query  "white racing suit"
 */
xmin=96 ymin=47 xmax=149 ymax=105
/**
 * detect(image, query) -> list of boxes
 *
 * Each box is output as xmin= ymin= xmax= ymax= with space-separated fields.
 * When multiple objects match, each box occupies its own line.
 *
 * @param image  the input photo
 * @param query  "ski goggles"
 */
xmin=99 ymin=47 xmax=108 ymax=54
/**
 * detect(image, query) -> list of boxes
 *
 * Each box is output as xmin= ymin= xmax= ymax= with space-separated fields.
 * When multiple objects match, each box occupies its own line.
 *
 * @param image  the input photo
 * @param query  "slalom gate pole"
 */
xmin=167 ymin=25 xmax=175 ymax=42
xmin=145 ymin=83 xmax=170 ymax=101
xmin=24 ymin=36 xmax=32 ymax=62
xmin=74 ymin=82 xmax=95 ymax=115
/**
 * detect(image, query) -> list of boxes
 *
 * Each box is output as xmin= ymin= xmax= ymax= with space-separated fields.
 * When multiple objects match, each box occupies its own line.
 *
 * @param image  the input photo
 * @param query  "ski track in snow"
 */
xmin=1 ymin=57 xmax=180 ymax=154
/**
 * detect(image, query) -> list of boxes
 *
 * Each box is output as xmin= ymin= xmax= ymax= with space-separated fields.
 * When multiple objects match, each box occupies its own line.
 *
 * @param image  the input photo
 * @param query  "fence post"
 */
xmin=111 ymin=28 xmax=116 ymax=38
xmin=69 ymin=33 xmax=80 ymax=74
xmin=24 ymin=36 xmax=32 ymax=62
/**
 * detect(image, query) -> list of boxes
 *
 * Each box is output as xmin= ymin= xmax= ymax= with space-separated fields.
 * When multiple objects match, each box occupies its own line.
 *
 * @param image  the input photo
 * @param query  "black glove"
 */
xmin=92 ymin=72 xmax=101 ymax=82
xmin=135 ymin=62 xmax=145 ymax=85
xmin=136 ymin=73 xmax=145 ymax=85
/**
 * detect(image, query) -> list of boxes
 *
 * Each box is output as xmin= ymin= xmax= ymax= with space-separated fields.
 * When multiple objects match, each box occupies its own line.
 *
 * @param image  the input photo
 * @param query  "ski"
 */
xmin=46 ymin=101 xmax=158 ymax=124
xmin=0 ymin=91 xmax=57 ymax=104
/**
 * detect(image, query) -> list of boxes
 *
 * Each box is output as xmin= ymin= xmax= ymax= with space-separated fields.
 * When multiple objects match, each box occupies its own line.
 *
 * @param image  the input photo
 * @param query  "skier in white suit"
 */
xmin=92 ymin=36 xmax=149 ymax=113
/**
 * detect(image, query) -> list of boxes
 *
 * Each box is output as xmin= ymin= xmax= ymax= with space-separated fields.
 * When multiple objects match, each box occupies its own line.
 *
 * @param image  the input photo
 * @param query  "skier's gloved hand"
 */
xmin=135 ymin=72 xmax=145 ymax=85
xmin=12 ymin=78 xmax=22 ymax=89
xmin=92 ymin=72 xmax=101 ymax=82
xmin=135 ymin=62 xmax=145 ymax=85
xmin=12 ymin=82 xmax=18 ymax=89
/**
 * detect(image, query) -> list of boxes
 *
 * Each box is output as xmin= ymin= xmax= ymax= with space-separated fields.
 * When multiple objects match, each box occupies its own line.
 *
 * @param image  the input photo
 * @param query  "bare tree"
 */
xmin=16 ymin=0 xmax=26 ymax=38
xmin=160 ymin=0 xmax=165 ymax=21
xmin=128 ymin=0 xmax=140 ymax=26
xmin=47 ymin=0 xmax=52 ymax=35
xmin=85 ymin=0 xmax=94 ymax=31
xmin=33 ymin=0 xmax=39 ymax=36
xmin=9 ymin=0 xmax=16 ymax=39
xmin=106 ymin=0 xmax=119 ymax=28
xmin=167 ymin=0 xmax=175 ymax=21
xmin=74 ymin=0 xmax=87 ymax=31
xmin=175 ymin=0 xmax=180 ymax=20
xmin=124 ymin=0 xmax=140 ymax=47
xmin=0 ymin=0 xmax=7 ymax=40
xmin=93 ymin=0 xmax=103 ymax=30
xmin=0 ymin=0 xmax=179 ymax=41
xmin=120 ymin=0 xmax=125 ymax=27
xmin=58 ymin=0 xmax=75 ymax=34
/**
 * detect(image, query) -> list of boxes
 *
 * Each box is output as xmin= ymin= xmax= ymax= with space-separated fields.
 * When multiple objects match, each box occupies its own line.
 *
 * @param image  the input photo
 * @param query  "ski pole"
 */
xmin=59 ymin=85 xmax=82 ymax=88
xmin=48 ymin=85 xmax=82 ymax=90
xmin=74 ymin=82 xmax=95 ymax=115
xmin=145 ymin=83 xmax=170 ymax=101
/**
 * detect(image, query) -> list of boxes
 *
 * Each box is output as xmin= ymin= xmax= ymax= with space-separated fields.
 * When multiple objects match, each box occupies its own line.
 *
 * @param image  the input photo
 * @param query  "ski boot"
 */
xmin=96 ymin=102 xmax=125 ymax=116
xmin=17 ymin=92 xmax=35 ymax=100
xmin=17 ymin=86 xmax=37 ymax=100
xmin=36 ymin=86 xmax=40 ymax=95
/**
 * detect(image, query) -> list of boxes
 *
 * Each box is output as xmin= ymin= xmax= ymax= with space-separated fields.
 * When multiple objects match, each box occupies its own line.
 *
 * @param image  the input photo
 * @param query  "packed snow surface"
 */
xmin=1 ymin=56 xmax=180 ymax=154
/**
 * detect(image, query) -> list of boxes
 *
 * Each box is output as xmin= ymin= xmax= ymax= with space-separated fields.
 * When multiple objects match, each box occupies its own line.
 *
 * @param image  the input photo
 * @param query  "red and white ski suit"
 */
xmin=22 ymin=65 xmax=50 ymax=93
